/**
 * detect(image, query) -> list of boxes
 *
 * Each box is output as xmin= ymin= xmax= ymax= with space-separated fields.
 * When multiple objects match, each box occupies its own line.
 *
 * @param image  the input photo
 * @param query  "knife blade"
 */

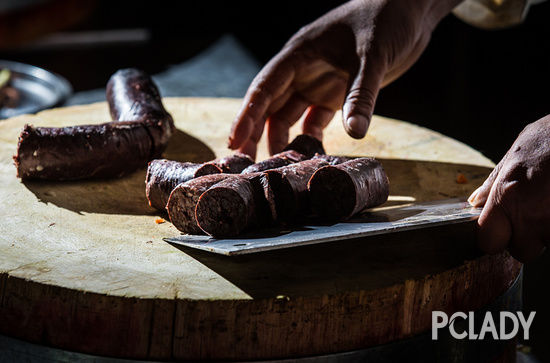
xmin=163 ymin=198 xmax=481 ymax=256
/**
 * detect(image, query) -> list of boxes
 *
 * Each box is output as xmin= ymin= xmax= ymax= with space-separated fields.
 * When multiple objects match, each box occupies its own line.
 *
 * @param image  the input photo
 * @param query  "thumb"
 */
xmin=342 ymin=60 xmax=386 ymax=139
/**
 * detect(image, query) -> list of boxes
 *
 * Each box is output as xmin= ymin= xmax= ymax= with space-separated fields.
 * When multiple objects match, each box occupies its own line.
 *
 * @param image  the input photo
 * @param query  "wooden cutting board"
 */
xmin=0 ymin=98 xmax=520 ymax=360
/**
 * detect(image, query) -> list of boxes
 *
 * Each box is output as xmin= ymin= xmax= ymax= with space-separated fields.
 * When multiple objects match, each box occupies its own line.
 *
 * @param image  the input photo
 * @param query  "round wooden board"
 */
xmin=0 ymin=98 xmax=520 ymax=360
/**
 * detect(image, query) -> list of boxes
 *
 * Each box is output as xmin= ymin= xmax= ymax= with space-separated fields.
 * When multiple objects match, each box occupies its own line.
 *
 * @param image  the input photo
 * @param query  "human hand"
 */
xmin=469 ymin=115 xmax=550 ymax=262
xmin=228 ymin=0 xmax=462 ymax=158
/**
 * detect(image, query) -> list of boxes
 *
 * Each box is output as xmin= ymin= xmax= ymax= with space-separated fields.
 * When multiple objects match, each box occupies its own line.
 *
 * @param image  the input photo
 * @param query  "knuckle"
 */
xmin=491 ymin=180 xmax=520 ymax=211
xmin=290 ymin=24 xmax=312 ymax=43
xmin=249 ymin=85 xmax=268 ymax=101
xmin=500 ymin=179 xmax=521 ymax=197
xmin=346 ymin=86 xmax=376 ymax=116
xmin=487 ymin=160 xmax=504 ymax=180
xmin=239 ymin=114 xmax=256 ymax=130
xmin=519 ymin=120 xmax=540 ymax=135
xmin=494 ymin=163 xmax=529 ymax=198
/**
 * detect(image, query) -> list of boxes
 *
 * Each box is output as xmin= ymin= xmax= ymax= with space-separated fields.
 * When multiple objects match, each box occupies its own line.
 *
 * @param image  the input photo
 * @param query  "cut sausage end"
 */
xmin=308 ymin=158 xmax=389 ymax=221
xmin=166 ymin=174 xmax=231 ymax=235
xmin=145 ymin=160 xmax=222 ymax=211
xmin=196 ymin=183 xmax=252 ymax=238
xmin=308 ymin=166 xmax=356 ymax=220
xmin=167 ymin=186 xmax=204 ymax=235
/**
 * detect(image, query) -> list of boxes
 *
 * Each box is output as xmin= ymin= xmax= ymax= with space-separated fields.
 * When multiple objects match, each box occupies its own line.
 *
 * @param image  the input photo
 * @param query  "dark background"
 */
xmin=2 ymin=0 xmax=549 ymax=163
xmin=1 ymin=0 xmax=548 ymax=360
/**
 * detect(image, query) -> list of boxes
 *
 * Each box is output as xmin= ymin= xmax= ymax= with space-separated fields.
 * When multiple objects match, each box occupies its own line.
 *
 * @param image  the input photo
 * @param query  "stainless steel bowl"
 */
xmin=0 ymin=60 xmax=72 ymax=120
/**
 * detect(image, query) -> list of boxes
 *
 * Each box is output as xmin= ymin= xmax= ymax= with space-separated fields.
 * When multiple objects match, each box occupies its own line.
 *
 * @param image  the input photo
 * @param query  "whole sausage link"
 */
xmin=14 ymin=68 xmax=174 ymax=180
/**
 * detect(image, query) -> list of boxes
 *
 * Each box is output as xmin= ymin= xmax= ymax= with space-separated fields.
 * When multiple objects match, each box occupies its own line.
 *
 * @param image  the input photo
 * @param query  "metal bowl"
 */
xmin=0 ymin=60 xmax=72 ymax=120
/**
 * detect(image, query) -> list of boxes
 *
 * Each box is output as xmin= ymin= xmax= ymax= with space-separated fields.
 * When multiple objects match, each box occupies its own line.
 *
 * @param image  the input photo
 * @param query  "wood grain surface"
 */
xmin=0 ymin=98 xmax=521 ymax=360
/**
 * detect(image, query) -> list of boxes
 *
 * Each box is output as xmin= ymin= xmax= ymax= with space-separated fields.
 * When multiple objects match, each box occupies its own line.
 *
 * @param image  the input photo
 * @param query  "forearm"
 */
xmin=349 ymin=0 xmax=465 ymax=37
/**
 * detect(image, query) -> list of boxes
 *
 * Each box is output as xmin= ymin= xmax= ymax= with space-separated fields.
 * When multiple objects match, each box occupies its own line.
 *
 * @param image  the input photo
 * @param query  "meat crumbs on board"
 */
xmin=456 ymin=173 xmax=468 ymax=184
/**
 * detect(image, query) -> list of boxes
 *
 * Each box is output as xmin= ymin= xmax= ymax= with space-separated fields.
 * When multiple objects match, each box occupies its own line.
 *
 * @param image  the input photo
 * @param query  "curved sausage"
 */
xmin=308 ymin=158 xmax=389 ymax=221
xmin=14 ymin=68 xmax=173 ymax=180
xmin=106 ymin=68 xmax=174 ymax=158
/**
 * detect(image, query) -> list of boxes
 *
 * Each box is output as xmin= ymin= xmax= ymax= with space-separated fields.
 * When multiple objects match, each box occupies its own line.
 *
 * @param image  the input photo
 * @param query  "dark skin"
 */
xmin=228 ymin=0 xmax=548 ymax=263
xmin=228 ymin=0 xmax=461 ymax=157
xmin=469 ymin=115 xmax=550 ymax=262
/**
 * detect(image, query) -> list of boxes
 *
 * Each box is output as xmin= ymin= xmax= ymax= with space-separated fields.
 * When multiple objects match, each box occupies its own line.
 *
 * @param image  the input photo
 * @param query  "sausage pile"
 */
xmin=12 ymin=68 xmax=389 ymax=238
xmin=14 ymin=68 xmax=174 ymax=180
xmin=147 ymin=134 xmax=389 ymax=238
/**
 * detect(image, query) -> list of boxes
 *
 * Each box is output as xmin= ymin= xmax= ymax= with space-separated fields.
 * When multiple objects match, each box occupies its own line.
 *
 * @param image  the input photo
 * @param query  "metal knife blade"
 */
xmin=163 ymin=198 xmax=481 ymax=256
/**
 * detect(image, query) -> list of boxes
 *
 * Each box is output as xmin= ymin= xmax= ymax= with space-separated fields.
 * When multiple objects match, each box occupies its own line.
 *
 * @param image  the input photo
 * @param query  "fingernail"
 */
xmin=468 ymin=187 xmax=483 ymax=207
xmin=345 ymin=115 xmax=368 ymax=139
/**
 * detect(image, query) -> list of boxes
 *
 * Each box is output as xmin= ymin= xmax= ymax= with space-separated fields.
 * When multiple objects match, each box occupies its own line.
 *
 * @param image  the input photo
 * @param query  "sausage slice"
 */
xmin=264 ymin=158 xmax=329 ymax=221
xmin=166 ymin=174 xmax=232 ymax=235
xmin=308 ymin=158 xmax=389 ymax=221
xmin=146 ymin=159 xmax=222 ymax=211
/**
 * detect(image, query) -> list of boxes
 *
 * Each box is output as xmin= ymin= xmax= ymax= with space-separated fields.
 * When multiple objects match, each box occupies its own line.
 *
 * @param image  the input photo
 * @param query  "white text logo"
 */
xmin=431 ymin=311 xmax=535 ymax=340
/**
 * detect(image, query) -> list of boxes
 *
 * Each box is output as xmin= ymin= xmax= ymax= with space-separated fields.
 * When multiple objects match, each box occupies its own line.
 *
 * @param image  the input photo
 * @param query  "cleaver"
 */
xmin=164 ymin=198 xmax=481 ymax=256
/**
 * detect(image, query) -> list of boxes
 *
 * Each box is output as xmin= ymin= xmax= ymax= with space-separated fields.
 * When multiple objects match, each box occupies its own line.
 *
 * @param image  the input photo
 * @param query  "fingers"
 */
xmin=475 ymin=160 xmax=549 ymax=263
xmin=342 ymin=59 xmax=386 ymax=139
xmin=266 ymin=94 xmax=310 ymax=155
xmin=467 ymin=186 xmax=483 ymax=207
xmin=302 ymin=105 xmax=335 ymax=141
xmin=229 ymin=58 xmax=296 ymax=151
xmin=476 ymin=176 xmax=546 ymax=262
xmin=238 ymin=117 xmax=266 ymax=160
xmin=468 ymin=159 xmax=505 ymax=207
xmin=477 ymin=182 xmax=512 ymax=255
xmin=229 ymin=88 xmax=270 ymax=152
